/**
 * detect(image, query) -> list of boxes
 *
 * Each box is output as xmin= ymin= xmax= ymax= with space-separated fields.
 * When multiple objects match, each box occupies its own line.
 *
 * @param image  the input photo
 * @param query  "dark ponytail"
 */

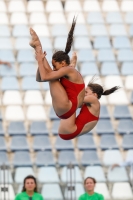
xmin=88 ymin=83 xmax=120 ymax=99
xmin=65 ymin=16 xmax=76 ymax=54
xmin=102 ymin=86 xmax=120 ymax=96
xmin=52 ymin=17 xmax=76 ymax=65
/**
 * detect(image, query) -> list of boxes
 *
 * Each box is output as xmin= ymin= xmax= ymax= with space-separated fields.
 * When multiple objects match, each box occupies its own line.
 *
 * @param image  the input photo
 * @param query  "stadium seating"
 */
xmin=38 ymin=167 xmax=60 ymax=183
xmin=0 ymin=0 xmax=133 ymax=198
xmin=81 ymin=150 xmax=101 ymax=166
xmin=33 ymin=135 xmax=52 ymax=151
xmin=8 ymin=121 xmax=26 ymax=136
xmin=84 ymin=166 xmax=106 ymax=182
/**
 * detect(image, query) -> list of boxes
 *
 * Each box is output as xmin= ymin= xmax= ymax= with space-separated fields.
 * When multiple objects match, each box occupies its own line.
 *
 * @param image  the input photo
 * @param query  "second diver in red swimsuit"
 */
xmin=59 ymin=81 xmax=120 ymax=140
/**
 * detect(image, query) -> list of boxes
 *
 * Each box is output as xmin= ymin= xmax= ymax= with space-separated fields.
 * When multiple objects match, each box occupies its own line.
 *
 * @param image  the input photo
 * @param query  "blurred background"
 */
xmin=0 ymin=0 xmax=133 ymax=199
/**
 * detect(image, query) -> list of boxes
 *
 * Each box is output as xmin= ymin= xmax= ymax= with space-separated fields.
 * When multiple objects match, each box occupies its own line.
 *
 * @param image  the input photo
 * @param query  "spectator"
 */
xmin=111 ymin=151 xmax=133 ymax=180
xmin=78 ymin=177 xmax=104 ymax=200
xmin=15 ymin=175 xmax=44 ymax=200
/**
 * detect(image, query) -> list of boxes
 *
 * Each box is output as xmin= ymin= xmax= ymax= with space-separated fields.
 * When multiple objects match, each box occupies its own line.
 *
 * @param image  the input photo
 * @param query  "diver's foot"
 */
xmin=70 ymin=52 xmax=77 ymax=68
xmin=29 ymin=28 xmax=42 ymax=51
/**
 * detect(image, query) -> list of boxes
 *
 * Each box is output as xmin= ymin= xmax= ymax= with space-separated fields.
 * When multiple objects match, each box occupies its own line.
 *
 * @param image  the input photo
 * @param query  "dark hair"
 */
xmin=84 ymin=177 xmax=97 ymax=185
xmin=22 ymin=175 xmax=38 ymax=192
xmin=88 ymin=83 xmax=120 ymax=99
xmin=52 ymin=16 xmax=76 ymax=65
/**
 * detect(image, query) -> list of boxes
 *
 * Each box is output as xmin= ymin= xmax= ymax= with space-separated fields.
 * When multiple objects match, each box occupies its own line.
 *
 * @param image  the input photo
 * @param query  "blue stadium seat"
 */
xmin=55 ymin=136 xmax=74 ymax=151
xmin=22 ymin=76 xmax=40 ymax=90
xmin=19 ymin=63 xmax=36 ymax=77
xmin=49 ymin=107 xmax=59 ymax=120
xmin=15 ymin=167 xmax=34 ymax=183
xmin=10 ymin=136 xmax=29 ymax=152
xmin=121 ymin=62 xmax=133 ymax=75
xmin=13 ymin=151 xmax=32 ymax=167
xmin=90 ymin=25 xmax=107 ymax=36
xmin=52 ymin=120 xmax=60 ymax=135
xmin=17 ymin=50 xmax=34 ymax=63
xmin=98 ymin=49 xmax=115 ymax=62
xmin=12 ymin=25 xmax=29 ymax=37
xmin=99 ymin=105 xmax=110 ymax=119
xmin=101 ymin=62 xmax=119 ymax=75
xmin=41 ymin=184 xmax=63 ymax=200
xmin=0 ymin=25 xmax=10 ymax=37
xmin=118 ymin=49 xmax=133 ymax=62
xmin=103 ymin=150 xmax=123 ymax=166
xmin=0 ymin=50 xmax=15 ymax=62
xmin=113 ymin=37 xmax=131 ymax=49
xmin=77 ymin=135 xmax=96 ymax=150
xmin=42 ymin=82 xmax=50 ymax=91
xmin=15 ymin=37 xmax=30 ymax=50
xmin=61 ymin=166 xmax=82 ymax=183
xmin=84 ymin=166 xmax=106 ymax=182
xmin=0 ymin=38 xmax=13 ymax=50
xmin=107 ymin=167 xmax=129 ymax=182
xmin=125 ymin=12 xmax=133 ymax=24
xmin=74 ymin=24 xmax=88 ymax=36
xmin=117 ymin=119 xmax=133 ymax=135
xmin=0 ymin=122 xmax=4 ymax=136
xmin=1 ymin=77 xmax=19 ymax=91
xmin=109 ymin=24 xmax=127 ymax=36
xmin=51 ymin=24 xmax=68 ymax=37
xmin=0 ymin=112 xmax=3 ymax=121
xmin=38 ymin=167 xmax=60 ymax=183
xmin=0 ymin=136 xmax=7 ymax=151
xmin=58 ymin=151 xmax=78 ymax=166
xmin=0 ymin=65 xmax=17 ymax=77
xmin=8 ymin=121 xmax=26 ymax=136
xmin=100 ymin=135 xmax=118 ymax=150
xmin=78 ymin=49 xmax=95 ymax=62
xmin=113 ymin=105 xmax=132 ymax=119
xmin=80 ymin=62 xmax=99 ymax=76
xmin=0 ymin=152 xmax=9 ymax=166
xmin=40 ymin=37 xmax=52 ymax=50
xmin=96 ymin=119 xmax=114 ymax=135
xmin=54 ymin=37 xmax=67 ymax=49
xmin=122 ymin=135 xmax=133 ymax=150
xmin=81 ymin=150 xmax=101 ymax=166
xmin=87 ymin=12 xmax=104 ymax=24
xmin=106 ymin=12 xmax=123 ymax=24
xmin=30 ymin=121 xmax=49 ymax=135
xmin=33 ymin=135 xmax=51 ymax=151
xmin=74 ymin=37 xmax=92 ymax=49
xmin=35 ymin=151 xmax=55 ymax=167
xmin=129 ymin=25 xmax=133 ymax=37
xmin=131 ymin=91 xmax=133 ymax=104
xmin=45 ymin=49 xmax=53 ymax=62
xmin=94 ymin=37 xmax=111 ymax=49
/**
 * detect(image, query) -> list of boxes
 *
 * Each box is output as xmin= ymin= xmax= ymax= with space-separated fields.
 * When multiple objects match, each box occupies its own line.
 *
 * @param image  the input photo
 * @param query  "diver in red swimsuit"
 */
xmin=29 ymin=17 xmax=85 ymax=119
xmin=59 ymin=82 xmax=120 ymax=140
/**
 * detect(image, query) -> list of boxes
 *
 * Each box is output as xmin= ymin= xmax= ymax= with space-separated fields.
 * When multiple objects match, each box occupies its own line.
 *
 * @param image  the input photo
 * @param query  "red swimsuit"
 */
xmin=57 ymin=77 xmax=85 ymax=119
xmin=59 ymin=104 xmax=99 ymax=140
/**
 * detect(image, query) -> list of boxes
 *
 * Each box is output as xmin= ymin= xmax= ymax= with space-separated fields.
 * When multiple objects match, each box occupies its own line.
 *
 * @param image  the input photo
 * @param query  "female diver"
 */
xmin=29 ymin=17 xmax=85 ymax=119
xmin=58 ymin=80 xmax=120 ymax=140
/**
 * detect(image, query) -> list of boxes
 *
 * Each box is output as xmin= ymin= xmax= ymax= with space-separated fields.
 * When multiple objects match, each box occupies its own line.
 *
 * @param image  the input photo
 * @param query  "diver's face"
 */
xmin=85 ymin=87 xmax=98 ymax=98
xmin=52 ymin=59 xmax=67 ymax=71
xmin=85 ymin=87 xmax=94 ymax=96
xmin=85 ymin=178 xmax=95 ymax=192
